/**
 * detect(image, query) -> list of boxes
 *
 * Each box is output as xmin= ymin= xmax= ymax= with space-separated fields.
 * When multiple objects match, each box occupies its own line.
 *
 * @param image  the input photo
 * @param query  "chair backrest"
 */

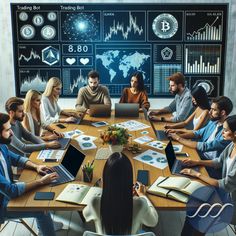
xmin=83 ymin=231 xmax=156 ymax=236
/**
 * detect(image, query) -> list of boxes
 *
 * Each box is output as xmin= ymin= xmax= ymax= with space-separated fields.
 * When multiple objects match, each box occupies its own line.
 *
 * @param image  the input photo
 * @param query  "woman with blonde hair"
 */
xmin=41 ymin=77 xmax=78 ymax=124
xmin=22 ymin=89 xmax=63 ymax=141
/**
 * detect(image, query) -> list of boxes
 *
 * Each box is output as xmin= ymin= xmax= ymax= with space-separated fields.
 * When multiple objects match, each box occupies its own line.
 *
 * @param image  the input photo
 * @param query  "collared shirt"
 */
xmin=0 ymin=144 xmax=28 ymax=223
xmin=204 ymin=124 xmax=222 ymax=160
xmin=193 ymin=120 xmax=231 ymax=160
xmin=0 ymin=151 xmax=10 ymax=182
xmin=164 ymin=87 xmax=193 ymax=122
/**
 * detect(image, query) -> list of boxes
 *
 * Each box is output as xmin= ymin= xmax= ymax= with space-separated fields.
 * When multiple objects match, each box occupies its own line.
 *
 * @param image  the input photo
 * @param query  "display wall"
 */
xmin=11 ymin=3 xmax=227 ymax=98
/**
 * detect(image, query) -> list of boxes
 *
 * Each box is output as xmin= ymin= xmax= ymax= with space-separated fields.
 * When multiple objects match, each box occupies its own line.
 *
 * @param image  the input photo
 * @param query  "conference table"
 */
xmin=8 ymin=111 xmax=208 ymax=212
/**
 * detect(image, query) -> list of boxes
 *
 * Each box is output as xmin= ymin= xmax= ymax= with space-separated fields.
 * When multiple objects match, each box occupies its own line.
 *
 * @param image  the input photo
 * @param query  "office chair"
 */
xmin=83 ymin=231 xmax=156 ymax=236
xmin=0 ymin=218 xmax=37 ymax=236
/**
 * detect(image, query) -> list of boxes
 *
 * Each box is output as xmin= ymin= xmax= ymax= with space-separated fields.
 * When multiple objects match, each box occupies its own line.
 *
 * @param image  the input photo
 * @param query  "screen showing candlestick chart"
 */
xmin=11 ymin=3 xmax=227 ymax=98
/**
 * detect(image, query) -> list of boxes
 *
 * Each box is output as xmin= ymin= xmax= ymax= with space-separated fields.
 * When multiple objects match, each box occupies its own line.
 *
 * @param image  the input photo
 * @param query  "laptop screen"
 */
xmin=164 ymin=141 xmax=176 ymax=171
xmin=115 ymin=103 xmax=139 ymax=117
xmin=61 ymin=145 xmax=85 ymax=177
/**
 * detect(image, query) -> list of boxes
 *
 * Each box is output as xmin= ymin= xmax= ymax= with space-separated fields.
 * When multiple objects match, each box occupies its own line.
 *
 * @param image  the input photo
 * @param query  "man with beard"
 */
xmin=0 ymin=112 xmax=60 ymax=235
xmin=5 ymin=97 xmax=60 ymax=156
xmin=149 ymin=72 xmax=193 ymax=122
xmin=75 ymin=70 xmax=111 ymax=114
xmin=168 ymin=96 xmax=233 ymax=177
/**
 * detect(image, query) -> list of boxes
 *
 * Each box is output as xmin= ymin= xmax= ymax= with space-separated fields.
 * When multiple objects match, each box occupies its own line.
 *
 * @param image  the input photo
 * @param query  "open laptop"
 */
xmin=74 ymin=110 xmax=87 ymax=124
xmin=57 ymin=138 xmax=71 ymax=150
xmin=47 ymin=145 xmax=85 ymax=186
xmin=142 ymin=107 xmax=169 ymax=140
xmin=89 ymin=104 xmax=111 ymax=117
xmin=165 ymin=140 xmax=198 ymax=175
xmin=115 ymin=103 xmax=139 ymax=117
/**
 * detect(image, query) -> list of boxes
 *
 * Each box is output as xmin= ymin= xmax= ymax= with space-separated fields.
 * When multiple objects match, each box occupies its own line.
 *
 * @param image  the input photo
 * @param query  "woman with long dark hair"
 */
xmin=119 ymin=72 xmax=150 ymax=111
xmin=83 ymin=152 xmax=158 ymax=234
xmin=180 ymin=115 xmax=236 ymax=235
xmin=165 ymin=85 xmax=210 ymax=131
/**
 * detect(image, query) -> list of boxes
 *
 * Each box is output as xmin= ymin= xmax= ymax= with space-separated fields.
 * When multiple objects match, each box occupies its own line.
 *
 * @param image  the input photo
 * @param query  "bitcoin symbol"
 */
xmin=161 ymin=20 xmax=170 ymax=32
xmin=152 ymin=13 xmax=178 ymax=39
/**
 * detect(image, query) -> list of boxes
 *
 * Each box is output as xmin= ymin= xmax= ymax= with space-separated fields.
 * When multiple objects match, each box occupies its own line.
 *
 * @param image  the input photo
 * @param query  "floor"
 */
xmin=0 ymin=210 xmax=235 ymax=236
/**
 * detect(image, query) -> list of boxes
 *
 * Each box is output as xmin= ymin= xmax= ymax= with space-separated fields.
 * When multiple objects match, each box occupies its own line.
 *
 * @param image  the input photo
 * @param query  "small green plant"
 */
xmin=82 ymin=160 xmax=94 ymax=183
xmin=100 ymin=125 xmax=129 ymax=145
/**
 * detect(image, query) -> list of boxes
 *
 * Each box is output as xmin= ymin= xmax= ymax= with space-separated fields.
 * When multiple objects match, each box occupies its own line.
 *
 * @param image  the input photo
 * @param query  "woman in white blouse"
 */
xmin=41 ymin=77 xmax=78 ymax=124
xmin=83 ymin=152 xmax=158 ymax=235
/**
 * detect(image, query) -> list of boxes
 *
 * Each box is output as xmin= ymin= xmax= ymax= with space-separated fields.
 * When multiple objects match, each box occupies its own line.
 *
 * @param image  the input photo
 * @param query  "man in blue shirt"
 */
xmin=168 ymin=96 xmax=233 ymax=177
xmin=0 ymin=112 xmax=59 ymax=236
xmin=149 ymin=72 xmax=193 ymax=123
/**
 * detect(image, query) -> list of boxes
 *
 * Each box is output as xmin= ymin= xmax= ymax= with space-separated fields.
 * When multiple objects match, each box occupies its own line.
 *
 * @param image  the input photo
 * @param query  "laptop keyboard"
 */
xmin=47 ymin=165 xmax=73 ymax=185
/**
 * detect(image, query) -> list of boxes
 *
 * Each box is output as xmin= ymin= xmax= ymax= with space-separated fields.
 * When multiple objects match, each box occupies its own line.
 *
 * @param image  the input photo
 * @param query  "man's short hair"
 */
xmin=88 ymin=70 xmax=100 ymax=80
xmin=5 ymin=97 xmax=24 ymax=113
xmin=0 ymin=113 xmax=10 ymax=133
xmin=212 ymin=96 xmax=233 ymax=115
xmin=166 ymin=72 xmax=185 ymax=87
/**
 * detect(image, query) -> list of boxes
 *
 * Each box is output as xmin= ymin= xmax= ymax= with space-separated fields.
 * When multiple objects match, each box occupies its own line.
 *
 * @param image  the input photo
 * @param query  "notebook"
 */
xmin=165 ymin=140 xmax=198 ymax=175
xmin=47 ymin=145 xmax=85 ymax=186
xmin=89 ymin=104 xmax=111 ymax=117
xmin=115 ymin=103 xmax=139 ymax=117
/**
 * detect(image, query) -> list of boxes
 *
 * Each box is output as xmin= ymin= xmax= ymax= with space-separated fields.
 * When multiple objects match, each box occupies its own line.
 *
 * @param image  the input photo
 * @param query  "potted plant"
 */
xmin=100 ymin=125 xmax=129 ymax=153
xmin=82 ymin=160 xmax=94 ymax=183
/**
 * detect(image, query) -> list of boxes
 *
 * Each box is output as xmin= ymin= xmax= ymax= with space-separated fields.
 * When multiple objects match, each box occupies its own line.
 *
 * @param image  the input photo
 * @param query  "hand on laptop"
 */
xmin=46 ymin=140 xmax=61 ymax=149
xmin=39 ymin=172 xmax=59 ymax=185
xmin=180 ymin=168 xmax=200 ymax=178
xmin=181 ymin=159 xmax=199 ymax=167
xmin=65 ymin=116 xmax=78 ymax=123
xmin=168 ymin=132 xmax=180 ymax=141
xmin=36 ymin=165 xmax=54 ymax=176
xmin=52 ymin=130 xmax=64 ymax=138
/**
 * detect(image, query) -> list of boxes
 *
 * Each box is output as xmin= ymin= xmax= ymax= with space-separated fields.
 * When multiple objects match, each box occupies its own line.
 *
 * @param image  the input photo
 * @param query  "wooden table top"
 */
xmin=8 ymin=111 xmax=208 ymax=211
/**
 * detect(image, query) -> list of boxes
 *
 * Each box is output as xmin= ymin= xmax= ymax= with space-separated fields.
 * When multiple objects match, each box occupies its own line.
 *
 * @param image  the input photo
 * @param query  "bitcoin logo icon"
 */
xmin=161 ymin=20 xmax=170 ymax=32
xmin=152 ymin=13 xmax=178 ymax=39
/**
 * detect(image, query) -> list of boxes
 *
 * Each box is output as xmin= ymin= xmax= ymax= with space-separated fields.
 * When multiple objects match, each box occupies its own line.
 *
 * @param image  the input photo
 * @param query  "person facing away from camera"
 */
xmin=83 ymin=152 xmax=158 ymax=235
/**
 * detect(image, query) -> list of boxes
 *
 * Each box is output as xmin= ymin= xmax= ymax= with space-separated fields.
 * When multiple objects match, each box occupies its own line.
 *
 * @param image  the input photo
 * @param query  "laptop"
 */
xmin=165 ymin=140 xmax=198 ymax=175
xmin=142 ymin=107 xmax=169 ymax=140
xmin=74 ymin=110 xmax=87 ymax=124
xmin=47 ymin=145 xmax=85 ymax=186
xmin=57 ymin=138 xmax=71 ymax=150
xmin=115 ymin=103 xmax=139 ymax=117
xmin=89 ymin=104 xmax=111 ymax=117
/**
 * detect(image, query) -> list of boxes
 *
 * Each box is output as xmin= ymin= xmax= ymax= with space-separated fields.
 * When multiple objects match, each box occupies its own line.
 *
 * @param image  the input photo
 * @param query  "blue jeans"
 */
xmin=5 ymin=211 xmax=56 ymax=236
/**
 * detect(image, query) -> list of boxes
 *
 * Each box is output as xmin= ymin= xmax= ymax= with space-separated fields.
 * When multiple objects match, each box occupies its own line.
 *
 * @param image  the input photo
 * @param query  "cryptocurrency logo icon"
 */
xmin=41 ymin=25 xmax=56 ymax=40
xmin=19 ymin=12 xmax=28 ymax=21
xmin=20 ymin=25 xmax=35 ymax=39
xmin=33 ymin=14 xmax=44 ymax=26
xmin=47 ymin=12 xmax=57 ymax=21
xmin=152 ymin=13 xmax=178 ymax=39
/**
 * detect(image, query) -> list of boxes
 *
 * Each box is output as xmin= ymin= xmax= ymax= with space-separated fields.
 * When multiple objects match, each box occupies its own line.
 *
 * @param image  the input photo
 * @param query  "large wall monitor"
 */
xmin=11 ymin=3 xmax=227 ymax=98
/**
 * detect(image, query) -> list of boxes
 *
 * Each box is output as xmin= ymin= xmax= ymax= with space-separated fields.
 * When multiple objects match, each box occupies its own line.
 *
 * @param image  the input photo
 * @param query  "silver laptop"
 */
xmin=142 ymin=107 xmax=168 ymax=140
xmin=165 ymin=140 xmax=198 ymax=175
xmin=57 ymin=138 xmax=70 ymax=150
xmin=115 ymin=103 xmax=139 ymax=117
xmin=47 ymin=145 xmax=85 ymax=186
xmin=89 ymin=104 xmax=111 ymax=117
